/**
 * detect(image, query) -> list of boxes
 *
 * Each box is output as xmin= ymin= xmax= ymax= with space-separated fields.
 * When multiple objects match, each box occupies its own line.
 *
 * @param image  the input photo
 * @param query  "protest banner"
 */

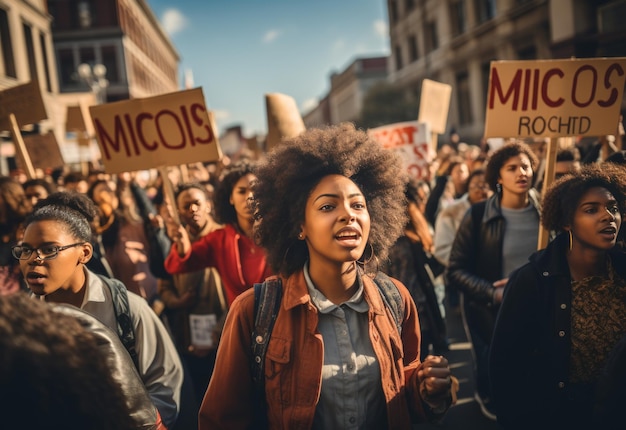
xmin=484 ymin=57 xmax=626 ymax=139
xmin=418 ymin=79 xmax=452 ymax=149
xmin=19 ymin=131 xmax=65 ymax=171
xmin=369 ymin=121 xmax=432 ymax=180
xmin=265 ymin=92 xmax=306 ymax=152
xmin=484 ymin=57 xmax=626 ymax=249
xmin=0 ymin=81 xmax=48 ymax=179
xmin=89 ymin=87 xmax=221 ymax=174
xmin=66 ymin=105 xmax=87 ymax=132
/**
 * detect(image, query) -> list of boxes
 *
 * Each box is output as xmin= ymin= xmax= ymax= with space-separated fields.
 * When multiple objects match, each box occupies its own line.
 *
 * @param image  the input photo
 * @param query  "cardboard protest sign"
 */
xmin=89 ymin=87 xmax=222 ymax=174
xmin=66 ymin=105 xmax=87 ymax=132
xmin=18 ymin=131 xmax=65 ymax=170
xmin=265 ymin=93 xmax=306 ymax=152
xmin=0 ymin=80 xmax=47 ymax=131
xmin=418 ymin=79 xmax=452 ymax=135
xmin=485 ymin=57 xmax=626 ymax=138
xmin=369 ymin=121 xmax=432 ymax=180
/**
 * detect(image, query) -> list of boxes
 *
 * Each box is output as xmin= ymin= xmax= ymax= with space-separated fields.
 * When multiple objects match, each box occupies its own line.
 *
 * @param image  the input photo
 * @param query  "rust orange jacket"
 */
xmin=199 ymin=269 xmax=434 ymax=430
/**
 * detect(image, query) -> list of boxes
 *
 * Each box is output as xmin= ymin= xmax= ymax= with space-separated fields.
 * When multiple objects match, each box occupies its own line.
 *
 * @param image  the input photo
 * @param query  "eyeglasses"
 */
xmin=11 ymin=242 xmax=85 ymax=261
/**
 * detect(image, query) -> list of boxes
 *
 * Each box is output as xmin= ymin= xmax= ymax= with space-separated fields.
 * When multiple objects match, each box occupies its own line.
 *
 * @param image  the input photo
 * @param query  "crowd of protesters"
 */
xmin=0 ymin=121 xmax=625 ymax=429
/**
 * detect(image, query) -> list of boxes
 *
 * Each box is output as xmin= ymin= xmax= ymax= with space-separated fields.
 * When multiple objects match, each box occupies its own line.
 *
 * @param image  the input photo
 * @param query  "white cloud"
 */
xmin=300 ymin=98 xmax=318 ymax=113
xmin=373 ymin=19 xmax=388 ymax=38
xmin=212 ymin=109 xmax=231 ymax=121
xmin=161 ymin=9 xmax=188 ymax=35
xmin=332 ymin=38 xmax=346 ymax=53
xmin=263 ymin=29 xmax=281 ymax=43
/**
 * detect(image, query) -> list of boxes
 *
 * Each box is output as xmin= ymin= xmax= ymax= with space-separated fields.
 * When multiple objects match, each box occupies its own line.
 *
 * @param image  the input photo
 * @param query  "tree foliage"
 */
xmin=356 ymin=81 xmax=419 ymax=129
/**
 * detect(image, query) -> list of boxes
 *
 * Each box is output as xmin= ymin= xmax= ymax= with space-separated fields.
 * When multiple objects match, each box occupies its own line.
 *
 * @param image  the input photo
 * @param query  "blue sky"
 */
xmin=146 ymin=0 xmax=389 ymax=136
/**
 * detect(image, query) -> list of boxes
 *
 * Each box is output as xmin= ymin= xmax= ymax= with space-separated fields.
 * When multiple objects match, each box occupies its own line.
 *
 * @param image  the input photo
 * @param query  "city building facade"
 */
xmin=303 ymin=56 xmax=388 ymax=128
xmin=387 ymin=0 xmax=626 ymax=144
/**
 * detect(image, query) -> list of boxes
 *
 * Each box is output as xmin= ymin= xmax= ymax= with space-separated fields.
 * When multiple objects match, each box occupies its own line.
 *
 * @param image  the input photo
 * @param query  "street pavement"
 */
xmin=415 ymin=305 xmax=504 ymax=430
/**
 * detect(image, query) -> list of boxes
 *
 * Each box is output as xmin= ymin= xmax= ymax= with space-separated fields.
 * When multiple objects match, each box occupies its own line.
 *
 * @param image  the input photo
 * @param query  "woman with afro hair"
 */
xmin=199 ymin=123 xmax=455 ymax=429
xmin=489 ymin=162 xmax=626 ymax=429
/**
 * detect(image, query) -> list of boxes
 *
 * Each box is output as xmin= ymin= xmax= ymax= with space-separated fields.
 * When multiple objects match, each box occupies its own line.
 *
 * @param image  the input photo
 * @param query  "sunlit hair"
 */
xmin=541 ymin=163 xmax=626 ymax=232
xmin=485 ymin=141 xmax=539 ymax=192
xmin=253 ymin=122 xmax=408 ymax=276
xmin=24 ymin=192 xmax=97 ymax=242
xmin=213 ymin=160 xmax=255 ymax=226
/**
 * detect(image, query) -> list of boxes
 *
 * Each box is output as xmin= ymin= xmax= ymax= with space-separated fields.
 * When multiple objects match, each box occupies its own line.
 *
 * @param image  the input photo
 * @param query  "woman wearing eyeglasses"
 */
xmin=14 ymin=191 xmax=184 ymax=429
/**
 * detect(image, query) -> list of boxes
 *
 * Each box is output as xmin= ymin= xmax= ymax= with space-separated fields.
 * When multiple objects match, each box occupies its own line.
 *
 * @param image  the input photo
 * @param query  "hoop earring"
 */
xmin=360 ymin=242 xmax=374 ymax=265
xmin=496 ymin=183 xmax=502 ymax=195
xmin=568 ymin=230 xmax=573 ymax=251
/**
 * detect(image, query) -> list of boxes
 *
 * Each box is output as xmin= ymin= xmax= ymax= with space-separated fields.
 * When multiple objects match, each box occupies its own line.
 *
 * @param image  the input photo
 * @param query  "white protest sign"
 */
xmin=89 ymin=87 xmax=222 ymax=174
xmin=418 ymin=79 xmax=452 ymax=135
xmin=369 ymin=121 xmax=432 ymax=180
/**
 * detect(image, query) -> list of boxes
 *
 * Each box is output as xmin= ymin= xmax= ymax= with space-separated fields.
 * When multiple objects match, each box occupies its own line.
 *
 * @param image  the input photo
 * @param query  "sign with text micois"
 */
xmin=89 ymin=87 xmax=222 ymax=174
xmin=484 ymin=57 xmax=626 ymax=138
xmin=369 ymin=121 xmax=432 ymax=180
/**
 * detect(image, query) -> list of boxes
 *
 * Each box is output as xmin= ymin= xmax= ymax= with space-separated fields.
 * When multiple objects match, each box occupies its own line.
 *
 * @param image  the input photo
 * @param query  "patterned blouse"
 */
xmin=570 ymin=257 xmax=626 ymax=384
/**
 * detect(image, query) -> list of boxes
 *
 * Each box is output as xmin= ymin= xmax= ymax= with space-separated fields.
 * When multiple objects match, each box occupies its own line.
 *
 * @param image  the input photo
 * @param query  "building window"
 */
xmin=517 ymin=45 xmax=537 ymax=61
xmin=450 ymin=0 xmax=467 ymax=36
xmin=39 ymin=32 xmax=52 ymax=92
xmin=0 ymin=8 xmax=16 ymax=78
xmin=476 ymin=0 xmax=497 ymax=24
xmin=79 ymin=46 xmax=95 ymax=66
xmin=456 ymin=71 xmax=472 ymax=125
xmin=58 ymin=48 xmax=75 ymax=86
xmin=409 ymin=34 xmax=418 ymax=62
xmin=102 ymin=45 xmax=119 ymax=83
xmin=389 ymin=0 xmax=398 ymax=24
xmin=395 ymin=44 xmax=403 ymax=71
xmin=425 ymin=21 xmax=439 ymax=53
xmin=23 ymin=23 xmax=38 ymax=82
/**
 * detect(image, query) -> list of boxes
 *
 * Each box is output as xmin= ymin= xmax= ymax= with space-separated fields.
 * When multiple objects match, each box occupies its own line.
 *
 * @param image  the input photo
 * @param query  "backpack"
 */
xmin=250 ymin=271 xmax=404 ymax=396
xmin=99 ymin=275 xmax=140 ymax=370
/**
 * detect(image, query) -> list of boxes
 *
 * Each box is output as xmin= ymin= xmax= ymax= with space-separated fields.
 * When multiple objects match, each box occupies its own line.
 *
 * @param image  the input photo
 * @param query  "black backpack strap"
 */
xmin=373 ymin=271 xmax=404 ymax=335
xmin=251 ymin=277 xmax=282 ymax=391
xmin=100 ymin=275 xmax=140 ymax=370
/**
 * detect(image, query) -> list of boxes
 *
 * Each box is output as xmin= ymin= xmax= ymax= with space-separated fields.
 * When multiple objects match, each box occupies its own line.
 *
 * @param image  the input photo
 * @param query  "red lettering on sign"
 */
xmin=490 ymin=62 xmax=624 ymax=112
xmin=94 ymin=104 xmax=215 ymax=159
xmin=598 ymin=63 xmax=625 ymax=108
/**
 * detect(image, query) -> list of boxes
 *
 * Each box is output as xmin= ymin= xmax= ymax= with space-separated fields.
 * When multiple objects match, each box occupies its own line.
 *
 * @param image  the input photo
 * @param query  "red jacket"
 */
xmin=199 ymin=270 xmax=433 ymax=429
xmin=164 ymin=224 xmax=271 ymax=305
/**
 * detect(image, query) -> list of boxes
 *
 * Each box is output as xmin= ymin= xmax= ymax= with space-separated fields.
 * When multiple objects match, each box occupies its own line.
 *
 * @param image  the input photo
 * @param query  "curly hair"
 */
xmin=485 ymin=141 xmax=539 ymax=191
xmin=24 ymin=191 xmax=97 ymax=242
xmin=213 ymin=160 xmax=256 ymax=225
xmin=541 ymin=163 xmax=626 ymax=232
xmin=0 ymin=293 xmax=134 ymax=429
xmin=253 ymin=123 xmax=408 ymax=276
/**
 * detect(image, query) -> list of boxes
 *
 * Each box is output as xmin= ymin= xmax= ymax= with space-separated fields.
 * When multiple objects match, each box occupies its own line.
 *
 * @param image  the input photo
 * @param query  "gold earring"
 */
xmin=568 ymin=230 xmax=573 ymax=251
xmin=298 ymin=233 xmax=304 ymax=240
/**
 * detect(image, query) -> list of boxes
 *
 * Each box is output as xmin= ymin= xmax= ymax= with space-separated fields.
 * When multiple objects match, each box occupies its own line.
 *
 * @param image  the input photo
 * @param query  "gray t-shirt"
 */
xmin=501 ymin=204 xmax=539 ymax=278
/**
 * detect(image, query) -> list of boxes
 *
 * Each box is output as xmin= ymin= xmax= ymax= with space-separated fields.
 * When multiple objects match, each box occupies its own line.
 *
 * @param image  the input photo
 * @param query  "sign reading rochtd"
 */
xmin=484 ymin=57 xmax=626 ymax=138
xmin=89 ymin=87 xmax=222 ymax=174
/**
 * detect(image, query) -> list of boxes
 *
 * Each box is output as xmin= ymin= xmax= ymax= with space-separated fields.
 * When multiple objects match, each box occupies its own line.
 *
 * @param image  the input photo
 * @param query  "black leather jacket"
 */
xmin=52 ymin=304 xmax=159 ymax=430
xmin=489 ymin=233 xmax=626 ymax=429
xmin=445 ymin=190 xmax=541 ymax=306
